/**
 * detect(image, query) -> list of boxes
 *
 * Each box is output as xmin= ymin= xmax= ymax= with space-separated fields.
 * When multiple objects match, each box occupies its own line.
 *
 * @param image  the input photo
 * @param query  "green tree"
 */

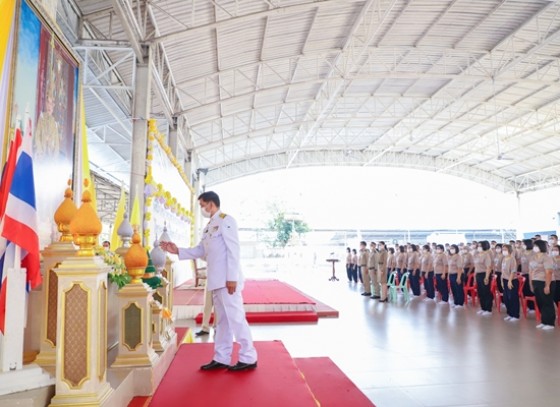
xmin=268 ymin=211 xmax=310 ymax=248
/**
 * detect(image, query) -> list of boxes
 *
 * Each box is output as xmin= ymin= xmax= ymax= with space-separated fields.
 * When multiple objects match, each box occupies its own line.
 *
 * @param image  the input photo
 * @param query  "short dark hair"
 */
xmin=534 ymin=240 xmax=547 ymax=253
xmin=436 ymin=244 xmax=444 ymax=251
xmin=198 ymin=191 xmax=220 ymax=207
xmin=480 ymin=240 xmax=490 ymax=251
xmin=422 ymin=244 xmax=431 ymax=252
xmin=360 ymin=241 xmax=367 ymax=247
xmin=450 ymin=244 xmax=459 ymax=253
xmin=523 ymin=239 xmax=533 ymax=250
xmin=551 ymin=234 xmax=558 ymax=239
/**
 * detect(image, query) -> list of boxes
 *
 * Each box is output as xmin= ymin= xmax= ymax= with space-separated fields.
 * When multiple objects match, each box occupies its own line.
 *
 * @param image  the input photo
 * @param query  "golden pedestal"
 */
xmin=162 ymin=258 xmax=174 ymax=315
xmin=49 ymin=255 xmax=113 ymax=407
xmin=35 ymin=241 xmax=78 ymax=368
xmin=111 ymin=282 xmax=158 ymax=368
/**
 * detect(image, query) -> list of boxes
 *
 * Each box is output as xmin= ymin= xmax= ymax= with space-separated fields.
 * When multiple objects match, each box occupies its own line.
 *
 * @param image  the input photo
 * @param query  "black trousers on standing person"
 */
xmin=502 ymin=277 xmax=520 ymax=319
xmin=533 ymin=280 xmax=556 ymax=327
xmin=408 ymin=269 xmax=421 ymax=296
xmin=355 ymin=265 xmax=361 ymax=283
xmin=436 ymin=274 xmax=449 ymax=302
xmin=346 ymin=264 xmax=353 ymax=282
xmin=424 ymin=271 xmax=435 ymax=299
xmin=476 ymin=272 xmax=493 ymax=312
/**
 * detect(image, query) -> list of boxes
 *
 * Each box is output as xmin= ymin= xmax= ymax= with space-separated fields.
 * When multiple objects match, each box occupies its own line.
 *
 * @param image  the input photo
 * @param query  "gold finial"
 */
xmin=69 ymin=178 xmax=102 ymax=256
xmin=124 ymin=226 xmax=149 ymax=283
xmin=54 ymin=179 xmax=77 ymax=242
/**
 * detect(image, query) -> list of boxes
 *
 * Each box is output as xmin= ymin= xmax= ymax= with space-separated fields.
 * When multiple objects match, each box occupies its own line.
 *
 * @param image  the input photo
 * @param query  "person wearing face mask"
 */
xmin=345 ymin=247 xmax=353 ymax=283
xmin=407 ymin=244 xmax=421 ymax=297
xmin=352 ymin=249 xmax=360 ymax=283
xmin=420 ymin=245 xmax=435 ymax=301
xmin=550 ymin=245 xmax=560 ymax=305
xmin=360 ymin=241 xmax=371 ymax=296
xmin=433 ymin=244 xmax=449 ymax=304
xmin=447 ymin=244 xmax=464 ymax=308
xmin=493 ymin=243 xmax=504 ymax=295
xmin=368 ymin=242 xmax=380 ymax=299
xmin=520 ymin=239 xmax=536 ymax=310
xmin=396 ymin=245 xmax=407 ymax=283
xmin=160 ymin=191 xmax=257 ymax=371
xmin=474 ymin=240 xmax=493 ymax=316
xmin=461 ymin=245 xmax=474 ymax=283
xmin=549 ymin=235 xmax=558 ymax=250
xmin=501 ymin=244 xmax=519 ymax=321
xmin=529 ymin=240 xmax=556 ymax=330
xmin=376 ymin=242 xmax=389 ymax=302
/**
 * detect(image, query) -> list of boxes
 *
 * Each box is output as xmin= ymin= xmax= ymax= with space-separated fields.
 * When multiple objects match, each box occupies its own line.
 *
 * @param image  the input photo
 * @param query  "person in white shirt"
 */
xmin=161 ymin=191 xmax=257 ymax=371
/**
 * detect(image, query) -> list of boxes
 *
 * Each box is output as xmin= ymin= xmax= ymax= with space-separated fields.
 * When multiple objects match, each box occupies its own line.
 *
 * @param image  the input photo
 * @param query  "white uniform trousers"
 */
xmin=201 ymin=285 xmax=214 ymax=332
xmin=212 ymin=287 xmax=257 ymax=365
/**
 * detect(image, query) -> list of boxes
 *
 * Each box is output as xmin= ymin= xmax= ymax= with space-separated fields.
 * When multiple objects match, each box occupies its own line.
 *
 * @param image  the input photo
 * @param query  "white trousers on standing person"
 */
xmin=201 ymin=285 xmax=214 ymax=332
xmin=212 ymin=287 xmax=257 ymax=365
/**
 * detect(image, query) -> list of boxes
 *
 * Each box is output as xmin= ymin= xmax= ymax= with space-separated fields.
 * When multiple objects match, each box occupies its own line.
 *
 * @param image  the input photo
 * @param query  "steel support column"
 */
xmin=129 ymin=47 xmax=152 ymax=240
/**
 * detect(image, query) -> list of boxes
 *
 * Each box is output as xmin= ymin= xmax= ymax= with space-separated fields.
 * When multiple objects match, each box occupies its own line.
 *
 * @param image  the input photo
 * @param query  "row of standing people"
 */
xmin=345 ymin=235 xmax=560 ymax=330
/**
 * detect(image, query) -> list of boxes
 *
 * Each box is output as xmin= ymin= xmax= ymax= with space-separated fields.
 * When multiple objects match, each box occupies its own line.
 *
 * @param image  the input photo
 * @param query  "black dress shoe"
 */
xmin=361 ymin=292 xmax=371 ymax=296
xmin=372 ymin=295 xmax=381 ymax=299
xmin=195 ymin=330 xmax=210 ymax=337
xmin=378 ymin=299 xmax=388 ymax=303
xmin=200 ymin=360 xmax=229 ymax=370
xmin=228 ymin=361 xmax=257 ymax=371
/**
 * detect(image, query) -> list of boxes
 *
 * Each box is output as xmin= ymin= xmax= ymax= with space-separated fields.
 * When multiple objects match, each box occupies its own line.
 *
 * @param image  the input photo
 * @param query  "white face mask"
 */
xmin=201 ymin=206 xmax=211 ymax=218
xmin=437 ymin=249 xmax=443 ymax=253
xmin=450 ymin=249 xmax=456 ymax=254
xmin=477 ymin=247 xmax=483 ymax=252
xmin=552 ymin=251 xmax=559 ymax=256
xmin=533 ymin=246 xmax=540 ymax=253
xmin=503 ymin=251 xmax=509 ymax=256
xmin=407 ymin=248 xmax=412 ymax=253
xmin=495 ymin=248 xmax=501 ymax=253
xmin=522 ymin=245 xmax=527 ymax=250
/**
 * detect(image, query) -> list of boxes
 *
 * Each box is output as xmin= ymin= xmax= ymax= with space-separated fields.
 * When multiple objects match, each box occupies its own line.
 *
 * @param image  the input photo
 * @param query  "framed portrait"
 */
xmin=7 ymin=0 xmax=79 ymax=247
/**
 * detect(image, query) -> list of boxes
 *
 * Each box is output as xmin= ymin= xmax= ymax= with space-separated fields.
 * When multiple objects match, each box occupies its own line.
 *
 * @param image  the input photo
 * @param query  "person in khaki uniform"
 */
xmin=368 ymin=242 xmax=379 ymax=298
xmin=359 ymin=241 xmax=371 ymax=296
xmin=376 ymin=242 xmax=389 ymax=302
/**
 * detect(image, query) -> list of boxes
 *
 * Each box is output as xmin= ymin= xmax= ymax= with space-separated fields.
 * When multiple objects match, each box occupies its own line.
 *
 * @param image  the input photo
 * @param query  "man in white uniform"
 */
xmin=160 ymin=191 xmax=258 ymax=371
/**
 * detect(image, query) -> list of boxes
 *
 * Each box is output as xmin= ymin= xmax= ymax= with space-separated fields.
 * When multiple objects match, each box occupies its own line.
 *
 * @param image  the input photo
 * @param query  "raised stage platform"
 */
xmin=134 ymin=341 xmax=374 ymax=407
xmin=173 ymin=279 xmax=338 ymax=322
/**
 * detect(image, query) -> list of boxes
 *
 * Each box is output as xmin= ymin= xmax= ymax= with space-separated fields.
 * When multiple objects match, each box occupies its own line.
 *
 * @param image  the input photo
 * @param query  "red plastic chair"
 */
xmin=463 ymin=273 xmax=477 ymax=307
xmin=491 ymin=275 xmax=503 ymax=312
xmin=519 ymin=276 xmax=541 ymax=322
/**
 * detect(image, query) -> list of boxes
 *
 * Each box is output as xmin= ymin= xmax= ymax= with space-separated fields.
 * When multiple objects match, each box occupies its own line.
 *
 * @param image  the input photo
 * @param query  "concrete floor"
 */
xmin=177 ymin=263 xmax=559 ymax=407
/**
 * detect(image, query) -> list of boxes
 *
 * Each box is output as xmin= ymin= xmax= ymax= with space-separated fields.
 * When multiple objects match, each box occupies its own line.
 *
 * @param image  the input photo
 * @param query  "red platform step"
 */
xmin=195 ymin=311 xmax=319 ymax=324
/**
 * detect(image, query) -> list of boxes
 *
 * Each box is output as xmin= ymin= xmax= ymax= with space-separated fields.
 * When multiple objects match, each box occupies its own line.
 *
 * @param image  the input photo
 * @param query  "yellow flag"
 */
xmin=130 ymin=191 xmax=141 ymax=228
xmin=0 ymin=0 xmax=16 ymax=83
xmin=80 ymin=86 xmax=97 ymax=212
xmin=110 ymin=186 xmax=126 ymax=250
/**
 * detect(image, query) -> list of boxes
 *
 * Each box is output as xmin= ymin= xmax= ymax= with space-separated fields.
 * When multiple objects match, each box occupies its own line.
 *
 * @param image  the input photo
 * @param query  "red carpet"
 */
xmin=195 ymin=311 xmax=319 ymax=324
xmin=242 ymin=280 xmax=315 ymax=304
xmin=174 ymin=280 xmax=316 ymax=306
xmin=149 ymin=341 xmax=318 ymax=407
xmin=294 ymin=357 xmax=375 ymax=407
xmin=175 ymin=327 xmax=190 ymax=345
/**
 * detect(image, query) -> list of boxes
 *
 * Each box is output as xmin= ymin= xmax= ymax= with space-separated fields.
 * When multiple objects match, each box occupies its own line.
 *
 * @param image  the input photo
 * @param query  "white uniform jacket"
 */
xmin=178 ymin=210 xmax=243 ymax=291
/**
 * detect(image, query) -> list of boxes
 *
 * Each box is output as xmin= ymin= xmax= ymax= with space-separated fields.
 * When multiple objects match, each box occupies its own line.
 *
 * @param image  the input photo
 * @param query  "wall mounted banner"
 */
xmin=6 ymin=0 xmax=79 ymax=247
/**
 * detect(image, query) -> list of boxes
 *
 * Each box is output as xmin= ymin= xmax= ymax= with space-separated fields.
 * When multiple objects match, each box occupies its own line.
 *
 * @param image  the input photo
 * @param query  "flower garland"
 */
xmin=97 ymin=247 xmax=130 ymax=288
xmin=144 ymin=119 xmax=194 ymax=247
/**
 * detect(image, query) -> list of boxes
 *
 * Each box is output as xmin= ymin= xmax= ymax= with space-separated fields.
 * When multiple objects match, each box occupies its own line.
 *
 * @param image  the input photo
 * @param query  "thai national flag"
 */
xmin=0 ymin=120 xmax=41 ymax=333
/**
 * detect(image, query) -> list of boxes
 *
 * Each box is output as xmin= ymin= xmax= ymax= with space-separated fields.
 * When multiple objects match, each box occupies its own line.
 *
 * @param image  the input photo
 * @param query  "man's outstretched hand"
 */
xmin=160 ymin=241 xmax=179 ymax=254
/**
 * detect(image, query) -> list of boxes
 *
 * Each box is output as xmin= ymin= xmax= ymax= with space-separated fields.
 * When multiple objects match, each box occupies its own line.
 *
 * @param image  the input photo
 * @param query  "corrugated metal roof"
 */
xmin=59 ymin=0 xmax=560 ymax=193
